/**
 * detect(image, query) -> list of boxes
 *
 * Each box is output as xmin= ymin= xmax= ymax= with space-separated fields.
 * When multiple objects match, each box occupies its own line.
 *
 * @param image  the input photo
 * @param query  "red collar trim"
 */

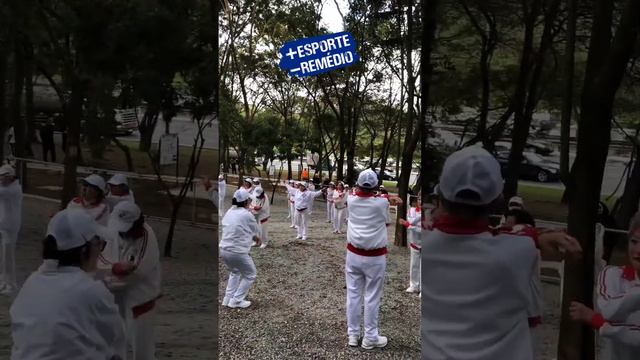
xmin=433 ymin=214 xmax=490 ymax=235
xmin=355 ymin=190 xmax=375 ymax=197
xmin=622 ymin=265 xmax=637 ymax=281
xmin=415 ymin=207 xmax=421 ymax=213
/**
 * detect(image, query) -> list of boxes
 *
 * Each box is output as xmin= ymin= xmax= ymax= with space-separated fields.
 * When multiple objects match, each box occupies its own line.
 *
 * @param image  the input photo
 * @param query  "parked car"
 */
xmin=496 ymin=152 xmax=560 ymax=183
xmin=377 ymin=169 xmax=398 ymax=181
xmin=493 ymin=140 xmax=555 ymax=157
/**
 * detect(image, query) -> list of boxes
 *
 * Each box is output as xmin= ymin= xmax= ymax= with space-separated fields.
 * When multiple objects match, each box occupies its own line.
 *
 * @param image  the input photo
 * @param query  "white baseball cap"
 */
xmin=233 ymin=188 xmax=251 ymax=202
xmin=47 ymin=209 xmax=100 ymax=251
xmin=508 ymin=196 xmax=524 ymax=208
xmin=82 ymin=174 xmax=106 ymax=192
xmin=218 ymin=174 xmax=225 ymax=180
xmin=252 ymin=178 xmax=261 ymax=184
xmin=109 ymin=201 xmax=142 ymax=233
xmin=357 ymin=169 xmax=378 ymax=189
xmin=0 ymin=164 xmax=15 ymax=177
xmin=439 ymin=147 xmax=503 ymax=205
xmin=243 ymin=178 xmax=253 ymax=184
xmin=107 ymin=174 xmax=128 ymax=186
xmin=298 ymin=182 xmax=307 ymax=188
xmin=254 ymin=187 xmax=264 ymax=196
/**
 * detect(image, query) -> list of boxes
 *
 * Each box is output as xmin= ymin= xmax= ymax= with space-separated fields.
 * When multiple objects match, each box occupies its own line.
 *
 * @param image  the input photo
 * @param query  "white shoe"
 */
xmin=289 ymin=225 xmax=295 ymax=228
xmin=296 ymin=235 xmax=302 ymax=240
xmin=348 ymin=335 xmax=359 ymax=347
xmin=326 ymin=220 xmax=332 ymax=223
xmin=222 ymin=297 xmax=230 ymax=307
xmin=361 ymin=336 xmax=388 ymax=350
xmin=405 ymin=286 xmax=419 ymax=293
xmin=287 ymin=216 xmax=291 ymax=219
xmin=302 ymin=237 xmax=307 ymax=241
xmin=260 ymin=243 xmax=267 ymax=249
xmin=228 ymin=299 xmax=252 ymax=309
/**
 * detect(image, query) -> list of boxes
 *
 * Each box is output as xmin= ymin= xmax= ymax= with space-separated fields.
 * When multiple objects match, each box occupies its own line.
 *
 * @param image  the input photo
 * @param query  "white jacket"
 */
xmin=66 ymin=198 xmax=110 ymax=226
xmin=346 ymin=194 xmax=391 ymax=250
xmin=219 ymin=207 xmax=259 ymax=254
xmin=406 ymin=207 xmax=422 ymax=249
xmin=594 ymin=265 xmax=640 ymax=360
xmin=294 ymin=189 xmax=323 ymax=211
xmin=333 ymin=190 xmax=347 ymax=209
xmin=251 ymin=195 xmax=270 ymax=223
xmin=10 ymin=267 xmax=125 ymax=360
xmin=105 ymin=191 xmax=135 ymax=212
xmin=0 ymin=179 xmax=22 ymax=239
xmin=326 ymin=188 xmax=335 ymax=203
xmin=286 ymin=185 xmax=298 ymax=204
xmin=99 ymin=223 xmax=162 ymax=308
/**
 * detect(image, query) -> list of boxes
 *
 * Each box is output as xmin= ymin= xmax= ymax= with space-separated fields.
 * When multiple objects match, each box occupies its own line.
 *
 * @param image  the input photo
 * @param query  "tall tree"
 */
xmin=560 ymin=0 xmax=577 ymax=183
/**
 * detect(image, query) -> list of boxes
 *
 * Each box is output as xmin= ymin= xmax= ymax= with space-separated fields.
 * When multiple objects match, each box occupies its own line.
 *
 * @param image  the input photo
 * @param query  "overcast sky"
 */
xmin=320 ymin=0 xmax=348 ymax=33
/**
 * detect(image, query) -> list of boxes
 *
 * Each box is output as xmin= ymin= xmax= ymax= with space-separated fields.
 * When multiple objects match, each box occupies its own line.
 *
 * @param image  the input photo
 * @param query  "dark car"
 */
xmin=496 ymin=152 xmax=560 ymax=183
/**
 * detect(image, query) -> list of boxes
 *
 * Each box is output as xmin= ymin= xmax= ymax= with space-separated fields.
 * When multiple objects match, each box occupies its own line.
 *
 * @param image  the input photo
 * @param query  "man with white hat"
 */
xmin=421 ymin=146 xmax=582 ymax=359
xmin=67 ymin=174 xmax=110 ymax=226
xmin=344 ymin=169 xmax=391 ymax=349
xmin=285 ymin=180 xmax=299 ymax=228
xmin=326 ymin=182 xmax=336 ymax=223
xmin=10 ymin=209 xmax=125 ymax=359
xmin=0 ymin=164 xmax=22 ymax=295
xmin=220 ymin=189 xmax=260 ymax=308
xmin=100 ymin=201 xmax=161 ymax=360
xmin=293 ymin=181 xmax=324 ymax=241
xmin=250 ymin=187 xmax=270 ymax=249
xmin=106 ymin=174 xmax=136 ymax=211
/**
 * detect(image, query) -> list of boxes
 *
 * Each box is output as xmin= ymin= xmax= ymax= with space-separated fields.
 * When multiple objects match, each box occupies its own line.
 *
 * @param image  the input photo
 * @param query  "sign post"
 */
xmin=159 ymin=134 xmax=179 ymax=182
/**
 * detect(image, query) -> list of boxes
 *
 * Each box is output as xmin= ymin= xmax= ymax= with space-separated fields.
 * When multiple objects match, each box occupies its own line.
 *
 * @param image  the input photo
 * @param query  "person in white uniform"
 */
xmin=570 ymin=210 xmax=640 ymax=360
xmin=218 ymin=174 xmax=227 ymax=215
xmin=293 ymin=182 xmax=324 ymax=241
xmin=242 ymin=178 xmax=253 ymax=194
xmin=421 ymin=146 xmax=582 ymax=360
xmin=220 ymin=189 xmax=260 ymax=309
xmin=0 ymin=165 xmax=22 ymax=295
xmin=326 ymin=182 xmax=335 ymax=223
xmin=10 ymin=209 xmax=125 ymax=360
xmin=400 ymin=195 xmax=422 ymax=294
xmin=251 ymin=187 xmax=270 ymax=249
xmin=344 ymin=169 xmax=391 ymax=350
xmin=333 ymin=182 xmax=347 ymax=234
xmin=106 ymin=174 xmax=135 ymax=211
xmin=285 ymin=181 xmax=299 ymax=228
xmin=67 ymin=174 xmax=110 ymax=226
xmin=100 ymin=202 xmax=162 ymax=360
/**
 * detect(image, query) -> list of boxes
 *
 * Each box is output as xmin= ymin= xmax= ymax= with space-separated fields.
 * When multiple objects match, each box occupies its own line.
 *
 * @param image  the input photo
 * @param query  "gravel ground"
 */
xmin=217 ymin=189 xmax=565 ymax=360
xmin=0 ymin=197 xmax=217 ymax=360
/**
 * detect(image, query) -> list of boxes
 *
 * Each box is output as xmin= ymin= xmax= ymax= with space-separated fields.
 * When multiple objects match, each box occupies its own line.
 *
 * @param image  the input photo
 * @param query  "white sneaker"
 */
xmin=326 ymin=220 xmax=332 ymax=223
xmin=222 ymin=297 xmax=230 ymax=307
xmin=296 ymin=235 xmax=302 ymax=240
xmin=405 ymin=286 xmax=419 ymax=293
xmin=260 ymin=243 xmax=267 ymax=249
xmin=289 ymin=225 xmax=295 ymax=228
xmin=228 ymin=299 xmax=252 ymax=309
xmin=348 ymin=335 xmax=359 ymax=347
xmin=361 ymin=336 xmax=388 ymax=350
xmin=302 ymin=237 xmax=307 ymax=241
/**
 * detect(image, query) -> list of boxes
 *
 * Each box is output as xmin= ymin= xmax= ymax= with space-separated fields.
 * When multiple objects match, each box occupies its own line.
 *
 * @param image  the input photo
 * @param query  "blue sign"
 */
xmin=279 ymin=32 xmax=360 ymax=77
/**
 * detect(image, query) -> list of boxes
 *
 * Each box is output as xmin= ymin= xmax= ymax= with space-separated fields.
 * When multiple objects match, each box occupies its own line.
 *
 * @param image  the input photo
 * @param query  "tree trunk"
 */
xmin=10 ymin=38 xmax=26 ymax=160
xmin=112 ymin=136 xmax=134 ymax=172
xmin=558 ymin=1 xmax=640 ymax=359
xmin=164 ymin=204 xmax=179 ymax=257
xmin=560 ymin=0 xmax=577 ymax=183
xmin=139 ymin=108 xmax=159 ymax=152
xmin=287 ymin=155 xmax=292 ymax=180
xmin=23 ymin=40 xmax=35 ymax=157
xmin=0 ymin=42 xmax=7 ymax=161
xmin=60 ymin=79 xmax=85 ymax=208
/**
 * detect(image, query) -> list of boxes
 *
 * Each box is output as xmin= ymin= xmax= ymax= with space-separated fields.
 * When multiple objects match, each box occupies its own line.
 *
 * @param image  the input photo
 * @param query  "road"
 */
xmin=117 ymin=113 xmax=219 ymax=150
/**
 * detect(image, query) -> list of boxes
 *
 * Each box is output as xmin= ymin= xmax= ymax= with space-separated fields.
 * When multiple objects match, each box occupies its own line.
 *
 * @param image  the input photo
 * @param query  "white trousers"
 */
xmin=296 ymin=210 xmax=310 ymax=238
xmin=127 ymin=307 xmax=157 ymax=360
xmin=259 ymin=221 xmax=269 ymax=245
xmin=345 ymin=251 xmax=386 ymax=341
xmin=289 ymin=202 xmax=296 ymax=226
xmin=326 ymin=201 xmax=334 ymax=222
xmin=221 ymin=250 xmax=257 ymax=302
xmin=409 ymin=246 xmax=421 ymax=291
xmin=0 ymin=231 xmax=17 ymax=291
xmin=334 ymin=208 xmax=346 ymax=232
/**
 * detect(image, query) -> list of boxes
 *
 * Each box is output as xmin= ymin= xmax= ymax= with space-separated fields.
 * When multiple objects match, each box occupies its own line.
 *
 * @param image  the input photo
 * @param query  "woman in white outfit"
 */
xmin=399 ymin=195 xmax=422 ymax=294
xmin=285 ymin=181 xmax=299 ymax=228
xmin=326 ymin=182 xmax=335 ymax=224
xmin=67 ymin=174 xmax=110 ymax=226
xmin=220 ymin=189 xmax=261 ymax=309
xmin=333 ymin=182 xmax=347 ymax=234
xmin=0 ymin=165 xmax=22 ymax=296
xmin=251 ymin=187 xmax=270 ymax=249
xmin=218 ymin=174 xmax=227 ymax=215
xmin=105 ymin=174 xmax=135 ymax=211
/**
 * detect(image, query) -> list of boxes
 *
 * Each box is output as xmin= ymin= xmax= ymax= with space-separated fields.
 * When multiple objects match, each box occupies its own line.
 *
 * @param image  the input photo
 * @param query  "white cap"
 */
xmin=233 ymin=188 xmax=251 ymax=202
xmin=329 ymin=182 xmax=335 ymax=186
xmin=218 ymin=174 xmax=225 ymax=180
xmin=254 ymin=187 xmax=264 ymax=196
xmin=298 ymin=182 xmax=307 ymax=188
xmin=288 ymin=180 xmax=294 ymax=184
xmin=83 ymin=174 xmax=106 ymax=192
xmin=252 ymin=177 xmax=261 ymax=184
xmin=508 ymin=196 xmax=524 ymax=209
xmin=357 ymin=169 xmax=378 ymax=189
xmin=0 ymin=164 xmax=15 ymax=177
xmin=109 ymin=201 xmax=142 ymax=233
xmin=439 ymin=146 xmax=503 ymax=205
xmin=243 ymin=177 xmax=253 ymax=184
xmin=47 ymin=209 xmax=99 ymax=251
xmin=107 ymin=174 xmax=128 ymax=186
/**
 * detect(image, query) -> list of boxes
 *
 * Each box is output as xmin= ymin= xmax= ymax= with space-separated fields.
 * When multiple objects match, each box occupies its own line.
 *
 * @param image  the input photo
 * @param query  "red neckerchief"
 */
xmin=622 ymin=265 xmax=638 ymax=281
xmin=432 ymin=214 xmax=490 ymax=235
xmin=415 ymin=206 xmax=421 ymax=213
xmin=355 ymin=190 xmax=375 ymax=197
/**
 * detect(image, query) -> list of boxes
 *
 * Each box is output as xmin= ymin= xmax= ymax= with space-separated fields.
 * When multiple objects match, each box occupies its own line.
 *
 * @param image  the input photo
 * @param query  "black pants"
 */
xmin=43 ymin=143 xmax=56 ymax=162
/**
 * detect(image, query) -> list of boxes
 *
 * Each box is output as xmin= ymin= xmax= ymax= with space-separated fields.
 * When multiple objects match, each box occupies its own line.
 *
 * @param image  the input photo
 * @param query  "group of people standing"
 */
xmin=6 ymin=171 xmax=161 ymax=360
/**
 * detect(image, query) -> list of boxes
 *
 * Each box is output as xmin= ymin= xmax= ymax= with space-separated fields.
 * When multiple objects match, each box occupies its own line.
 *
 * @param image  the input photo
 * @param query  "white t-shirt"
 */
xmin=346 ymin=193 xmax=390 ymax=250
xmin=10 ymin=267 xmax=125 ymax=360
xmin=219 ymin=207 xmax=259 ymax=254
xmin=294 ymin=189 xmax=323 ymax=211
xmin=0 ymin=179 xmax=22 ymax=239
xmin=421 ymin=215 xmax=538 ymax=360
xmin=333 ymin=190 xmax=347 ymax=209
xmin=251 ymin=194 xmax=270 ymax=222
xmin=594 ymin=265 xmax=640 ymax=360
xmin=406 ymin=207 xmax=422 ymax=248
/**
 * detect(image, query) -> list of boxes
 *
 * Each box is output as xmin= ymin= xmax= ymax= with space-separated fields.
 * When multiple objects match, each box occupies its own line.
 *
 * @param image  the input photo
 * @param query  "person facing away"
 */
xmin=0 ymin=165 xmax=22 ymax=296
xmin=570 ymin=210 xmax=640 ymax=360
xmin=40 ymin=120 xmax=56 ymax=162
xmin=421 ymin=146 xmax=581 ymax=360
xmin=10 ymin=209 xmax=125 ymax=360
